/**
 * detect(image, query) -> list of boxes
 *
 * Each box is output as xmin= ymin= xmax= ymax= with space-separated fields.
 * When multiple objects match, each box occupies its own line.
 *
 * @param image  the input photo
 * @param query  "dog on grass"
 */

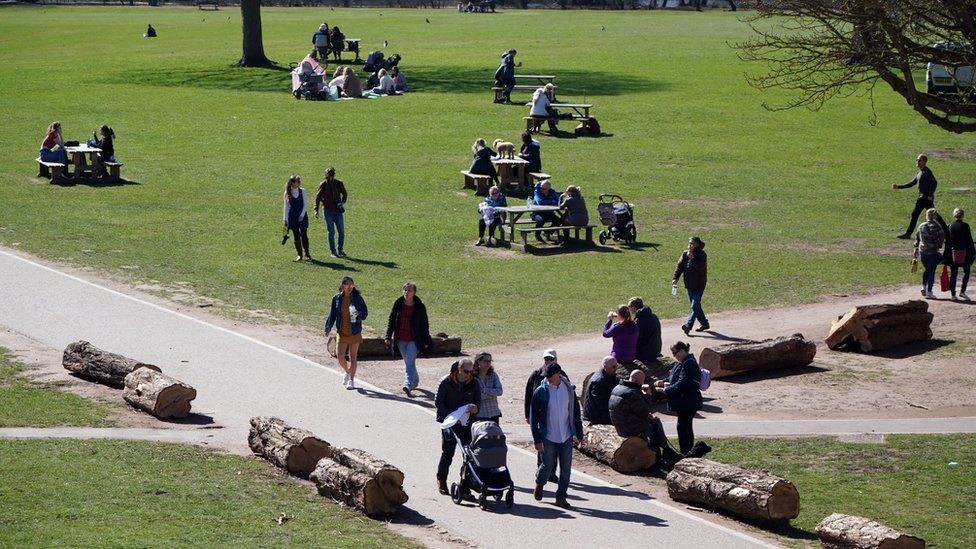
xmin=493 ymin=139 xmax=516 ymax=159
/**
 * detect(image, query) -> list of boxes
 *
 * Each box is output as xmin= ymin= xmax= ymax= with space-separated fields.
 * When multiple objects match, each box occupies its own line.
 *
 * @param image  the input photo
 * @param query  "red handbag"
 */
xmin=940 ymin=265 xmax=950 ymax=292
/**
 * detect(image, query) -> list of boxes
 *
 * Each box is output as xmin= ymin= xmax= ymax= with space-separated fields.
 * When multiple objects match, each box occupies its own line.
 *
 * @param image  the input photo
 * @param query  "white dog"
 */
xmin=493 ymin=139 xmax=516 ymax=159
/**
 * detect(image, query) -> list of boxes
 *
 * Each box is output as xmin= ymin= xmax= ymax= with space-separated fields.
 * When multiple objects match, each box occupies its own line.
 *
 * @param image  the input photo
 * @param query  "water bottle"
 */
xmin=349 ymin=305 xmax=358 ymax=323
xmin=526 ymin=197 xmax=533 ymax=208
xmin=671 ymin=283 xmax=678 ymax=296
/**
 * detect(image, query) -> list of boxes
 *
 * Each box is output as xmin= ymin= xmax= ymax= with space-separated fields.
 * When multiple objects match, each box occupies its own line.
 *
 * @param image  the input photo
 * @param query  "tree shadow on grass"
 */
xmin=409 ymin=65 xmax=669 ymax=96
xmin=121 ymin=64 xmax=293 ymax=94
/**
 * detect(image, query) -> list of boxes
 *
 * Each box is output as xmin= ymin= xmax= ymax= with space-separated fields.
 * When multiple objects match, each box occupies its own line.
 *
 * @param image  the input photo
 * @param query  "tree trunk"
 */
xmin=699 ymin=334 xmax=816 ymax=379
xmin=825 ymin=301 xmax=933 ymax=352
xmin=816 ymin=513 xmax=924 ymax=549
xmin=580 ymin=424 xmax=657 ymax=473
xmin=122 ymin=368 xmax=196 ymax=419
xmin=310 ymin=455 xmax=408 ymax=516
xmin=327 ymin=334 xmax=462 ymax=357
xmin=248 ymin=416 xmax=332 ymax=477
xmin=239 ymin=0 xmax=271 ymax=67
xmin=330 ymin=447 xmax=408 ymax=504
xmin=666 ymin=458 xmax=800 ymax=521
xmin=62 ymin=340 xmax=161 ymax=388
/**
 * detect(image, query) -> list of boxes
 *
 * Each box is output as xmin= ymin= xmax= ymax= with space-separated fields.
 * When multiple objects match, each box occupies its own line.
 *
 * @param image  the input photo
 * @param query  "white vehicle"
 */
xmin=926 ymin=41 xmax=975 ymax=95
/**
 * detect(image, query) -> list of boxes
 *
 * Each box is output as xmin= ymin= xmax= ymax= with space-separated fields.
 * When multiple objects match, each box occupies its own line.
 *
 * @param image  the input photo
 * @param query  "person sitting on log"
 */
xmin=435 ymin=358 xmax=481 ymax=498
xmin=609 ymin=370 xmax=681 ymax=469
xmin=582 ymin=356 xmax=618 ymax=426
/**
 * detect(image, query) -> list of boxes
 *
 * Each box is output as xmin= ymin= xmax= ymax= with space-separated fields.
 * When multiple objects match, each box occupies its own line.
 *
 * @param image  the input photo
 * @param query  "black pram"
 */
xmin=449 ymin=420 xmax=515 ymax=510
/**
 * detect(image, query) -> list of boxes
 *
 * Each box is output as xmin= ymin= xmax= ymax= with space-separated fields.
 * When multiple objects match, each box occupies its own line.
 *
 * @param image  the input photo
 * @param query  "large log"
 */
xmin=666 ymin=458 xmax=800 ymax=521
xmin=826 ymin=301 xmax=933 ymax=352
xmin=816 ymin=513 xmax=924 ymax=549
xmin=62 ymin=340 xmax=160 ymax=388
xmin=699 ymin=334 xmax=817 ymax=379
xmin=122 ymin=368 xmax=196 ymax=419
xmin=248 ymin=416 xmax=332 ymax=477
xmin=580 ymin=424 xmax=656 ymax=473
xmin=326 ymin=333 xmax=462 ymax=357
xmin=331 ymin=447 xmax=408 ymax=505
xmin=310 ymin=457 xmax=408 ymax=516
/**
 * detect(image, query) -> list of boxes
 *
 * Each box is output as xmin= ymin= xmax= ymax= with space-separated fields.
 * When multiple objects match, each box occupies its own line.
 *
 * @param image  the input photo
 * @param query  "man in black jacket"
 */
xmin=583 ymin=356 xmax=618 ymax=425
xmin=435 ymin=359 xmax=480 ymax=496
xmin=629 ymin=297 xmax=662 ymax=362
xmin=609 ymin=370 xmax=679 ymax=468
xmin=893 ymin=154 xmax=938 ymax=239
xmin=673 ymin=236 xmax=709 ymax=334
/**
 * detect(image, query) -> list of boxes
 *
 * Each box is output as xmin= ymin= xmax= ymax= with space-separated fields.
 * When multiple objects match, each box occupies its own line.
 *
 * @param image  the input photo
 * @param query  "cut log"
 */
xmin=62 ymin=340 xmax=160 ymax=388
xmin=580 ymin=424 xmax=657 ymax=473
xmin=248 ymin=416 xmax=332 ymax=477
xmin=699 ymin=334 xmax=817 ymax=379
xmin=310 ymin=456 xmax=408 ymax=516
xmin=826 ymin=301 xmax=933 ymax=352
xmin=331 ymin=447 xmax=408 ymax=505
xmin=666 ymin=458 xmax=800 ymax=521
xmin=122 ymin=368 xmax=196 ymax=419
xmin=327 ymin=334 xmax=462 ymax=357
xmin=816 ymin=513 xmax=924 ymax=548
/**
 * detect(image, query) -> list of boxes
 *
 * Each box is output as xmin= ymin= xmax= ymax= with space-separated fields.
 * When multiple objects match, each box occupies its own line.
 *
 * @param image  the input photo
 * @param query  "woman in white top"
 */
xmin=528 ymin=83 xmax=557 ymax=132
xmin=329 ymin=66 xmax=346 ymax=92
xmin=373 ymin=68 xmax=397 ymax=95
xmin=283 ymin=175 xmax=311 ymax=261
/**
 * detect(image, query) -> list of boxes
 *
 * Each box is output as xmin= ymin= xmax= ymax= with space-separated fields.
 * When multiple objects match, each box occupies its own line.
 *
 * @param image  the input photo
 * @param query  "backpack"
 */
xmin=574 ymin=116 xmax=601 ymax=135
xmin=697 ymin=367 xmax=711 ymax=391
xmin=363 ymin=50 xmax=384 ymax=72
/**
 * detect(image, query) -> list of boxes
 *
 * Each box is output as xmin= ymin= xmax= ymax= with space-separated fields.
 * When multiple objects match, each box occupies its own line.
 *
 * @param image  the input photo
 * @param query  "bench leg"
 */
xmin=463 ymin=175 xmax=474 ymax=190
xmin=475 ymin=179 xmax=490 ymax=197
xmin=521 ymin=231 xmax=530 ymax=251
xmin=109 ymin=165 xmax=120 ymax=179
xmin=38 ymin=164 xmax=50 ymax=178
xmin=585 ymin=227 xmax=594 ymax=246
xmin=51 ymin=165 xmax=64 ymax=182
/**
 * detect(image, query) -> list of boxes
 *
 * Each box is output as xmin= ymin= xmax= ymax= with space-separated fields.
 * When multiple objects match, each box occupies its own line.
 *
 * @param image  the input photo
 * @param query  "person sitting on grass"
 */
xmin=391 ymin=66 xmax=409 ymax=92
xmin=530 ymin=180 xmax=561 ymax=243
xmin=609 ymin=369 xmax=681 ymax=470
xmin=602 ymin=304 xmax=638 ymax=365
xmin=329 ymin=66 xmax=346 ymax=94
xmin=469 ymin=138 xmax=500 ymax=186
xmin=582 ymin=356 xmax=619 ymax=425
xmin=476 ymin=185 xmax=507 ymax=247
xmin=518 ymin=131 xmax=542 ymax=173
xmin=372 ymin=68 xmax=398 ymax=95
xmin=145 ymin=24 xmax=157 ymax=38
xmin=341 ymin=67 xmax=363 ymax=98
xmin=39 ymin=121 xmax=69 ymax=166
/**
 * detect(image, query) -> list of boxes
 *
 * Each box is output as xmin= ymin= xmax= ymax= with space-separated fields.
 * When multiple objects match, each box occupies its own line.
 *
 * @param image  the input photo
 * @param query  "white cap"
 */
xmin=543 ymin=349 xmax=557 ymax=359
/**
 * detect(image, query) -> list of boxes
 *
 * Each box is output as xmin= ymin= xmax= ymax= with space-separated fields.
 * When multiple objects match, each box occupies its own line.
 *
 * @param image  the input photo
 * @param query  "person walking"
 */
xmin=385 ymin=281 xmax=432 ymax=396
xmin=947 ymin=208 xmax=975 ymax=300
xmin=602 ymin=304 xmax=639 ymax=364
xmin=473 ymin=352 xmax=503 ymax=423
xmin=493 ymin=49 xmax=518 ymax=103
xmin=582 ymin=356 xmax=618 ymax=425
xmin=524 ymin=349 xmax=566 ymax=482
xmin=530 ymin=362 xmax=584 ymax=509
xmin=283 ymin=175 xmax=311 ymax=261
xmin=313 ymin=167 xmax=347 ymax=258
xmin=654 ymin=341 xmax=703 ymax=455
xmin=324 ymin=276 xmax=368 ymax=389
xmin=893 ymin=154 xmax=938 ymax=239
xmin=673 ymin=236 xmax=709 ymax=334
xmin=914 ymin=208 xmax=946 ymax=299
xmin=435 ymin=359 xmax=481 ymax=497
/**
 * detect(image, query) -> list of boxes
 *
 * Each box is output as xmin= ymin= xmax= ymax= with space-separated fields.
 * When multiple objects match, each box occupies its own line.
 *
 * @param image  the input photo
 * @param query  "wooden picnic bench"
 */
xmin=518 ymin=224 xmax=597 ymax=251
xmin=493 ymin=84 xmax=557 ymax=103
xmin=527 ymin=172 xmax=551 ymax=186
xmin=197 ymin=0 xmax=218 ymax=9
xmin=461 ymin=170 xmax=493 ymax=196
xmin=104 ymin=161 xmax=124 ymax=179
xmin=36 ymin=158 xmax=67 ymax=182
xmin=524 ymin=102 xmax=593 ymax=132
xmin=344 ymin=39 xmax=362 ymax=63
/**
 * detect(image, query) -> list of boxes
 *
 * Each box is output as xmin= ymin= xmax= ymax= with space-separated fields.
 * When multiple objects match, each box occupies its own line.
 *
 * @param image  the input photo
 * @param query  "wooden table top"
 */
xmin=515 ymin=74 xmax=556 ymax=79
xmin=496 ymin=205 xmax=562 ymax=213
xmin=550 ymin=103 xmax=592 ymax=108
xmin=65 ymin=145 xmax=100 ymax=154
xmin=491 ymin=157 xmax=529 ymax=165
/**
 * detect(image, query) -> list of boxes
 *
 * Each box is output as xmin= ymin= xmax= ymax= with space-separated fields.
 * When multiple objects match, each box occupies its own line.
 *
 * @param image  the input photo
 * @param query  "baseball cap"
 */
xmin=543 ymin=349 xmax=557 ymax=359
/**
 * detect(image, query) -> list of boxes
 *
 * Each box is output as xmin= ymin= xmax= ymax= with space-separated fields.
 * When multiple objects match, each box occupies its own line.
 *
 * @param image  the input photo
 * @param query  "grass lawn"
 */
xmin=0 ymin=438 xmax=417 ymax=547
xmin=1 ymin=7 xmax=975 ymax=346
xmin=0 ymin=347 xmax=116 ymax=427
xmin=710 ymin=435 xmax=976 ymax=548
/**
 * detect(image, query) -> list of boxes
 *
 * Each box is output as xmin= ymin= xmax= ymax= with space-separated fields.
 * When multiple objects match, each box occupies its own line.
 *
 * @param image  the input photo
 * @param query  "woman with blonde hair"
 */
xmin=473 ymin=352 xmax=503 ymax=423
xmin=342 ymin=66 xmax=363 ymax=98
xmin=468 ymin=138 xmax=500 ymax=186
xmin=914 ymin=208 xmax=946 ymax=299
xmin=282 ymin=175 xmax=311 ymax=261
xmin=372 ymin=68 xmax=397 ymax=95
xmin=325 ymin=276 xmax=368 ymax=389
xmin=40 ymin=121 xmax=68 ymax=165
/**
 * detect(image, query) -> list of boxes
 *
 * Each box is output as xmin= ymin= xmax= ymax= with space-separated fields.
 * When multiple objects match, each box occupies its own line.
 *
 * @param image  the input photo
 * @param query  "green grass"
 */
xmin=0 ymin=438 xmax=417 ymax=547
xmin=0 ymin=347 xmax=116 ymax=427
xmin=1 ymin=7 xmax=975 ymax=346
xmin=710 ymin=435 xmax=976 ymax=548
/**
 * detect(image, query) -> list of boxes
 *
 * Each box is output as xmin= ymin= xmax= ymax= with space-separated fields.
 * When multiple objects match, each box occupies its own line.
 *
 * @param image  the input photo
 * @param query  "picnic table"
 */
xmin=514 ymin=74 xmax=556 ymax=86
xmin=65 ymin=145 xmax=100 ymax=177
xmin=551 ymin=102 xmax=593 ymax=119
xmin=491 ymin=157 xmax=529 ymax=194
xmin=494 ymin=204 xmax=562 ymax=241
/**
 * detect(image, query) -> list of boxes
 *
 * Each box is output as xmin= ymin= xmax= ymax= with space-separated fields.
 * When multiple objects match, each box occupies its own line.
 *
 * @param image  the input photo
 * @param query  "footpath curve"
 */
xmin=0 ymin=249 xmax=777 ymax=549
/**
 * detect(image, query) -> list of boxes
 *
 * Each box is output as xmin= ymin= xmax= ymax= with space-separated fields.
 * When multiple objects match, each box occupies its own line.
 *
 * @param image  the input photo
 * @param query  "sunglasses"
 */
xmin=460 ymin=369 xmax=474 ymax=374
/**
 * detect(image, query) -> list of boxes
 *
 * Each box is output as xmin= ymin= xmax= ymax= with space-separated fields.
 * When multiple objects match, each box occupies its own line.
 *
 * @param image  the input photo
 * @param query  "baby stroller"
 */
xmin=597 ymin=194 xmax=637 ymax=245
xmin=291 ymin=55 xmax=330 ymax=100
xmin=450 ymin=420 xmax=515 ymax=510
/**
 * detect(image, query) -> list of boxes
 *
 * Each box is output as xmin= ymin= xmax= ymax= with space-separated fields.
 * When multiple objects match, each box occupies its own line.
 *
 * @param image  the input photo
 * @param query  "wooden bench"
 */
xmin=518 ymin=224 xmax=597 ymax=250
xmin=197 ymin=0 xmax=218 ymax=9
xmin=492 ymin=84 xmax=556 ymax=102
xmin=524 ymin=114 xmax=588 ymax=133
xmin=104 ymin=161 xmax=124 ymax=179
xmin=527 ymin=172 xmax=551 ymax=185
xmin=460 ymin=170 xmax=493 ymax=196
xmin=36 ymin=158 xmax=67 ymax=182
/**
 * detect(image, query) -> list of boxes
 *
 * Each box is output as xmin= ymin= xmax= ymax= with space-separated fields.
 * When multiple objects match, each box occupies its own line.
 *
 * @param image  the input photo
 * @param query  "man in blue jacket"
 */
xmin=530 ymin=362 xmax=583 ymax=509
xmin=493 ymin=49 xmax=518 ymax=103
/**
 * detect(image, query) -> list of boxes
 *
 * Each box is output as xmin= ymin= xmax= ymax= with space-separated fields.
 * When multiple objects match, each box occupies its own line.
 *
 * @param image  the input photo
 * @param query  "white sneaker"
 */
xmin=961 ymin=292 xmax=970 ymax=301
xmin=346 ymin=379 xmax=355 ymax=390
xmin=342 ymin=373 xmax=349 ymax=385
xmin=925 ymin=291 xmax=936 ymax=299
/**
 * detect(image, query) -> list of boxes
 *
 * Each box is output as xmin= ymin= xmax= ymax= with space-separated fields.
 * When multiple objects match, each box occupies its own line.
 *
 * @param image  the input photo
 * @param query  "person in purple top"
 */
xmin=602 ymin=304 xmax=639 ymax=363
